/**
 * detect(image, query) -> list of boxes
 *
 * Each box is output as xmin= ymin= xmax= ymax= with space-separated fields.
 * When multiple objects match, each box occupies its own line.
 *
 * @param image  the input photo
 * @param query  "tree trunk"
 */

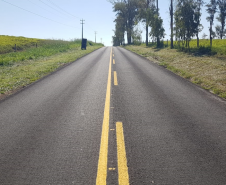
xmin=221 ymin=23 xmax=224 ymax=39
xmin=127 ymin=29 xmax=132 ymax=44
xmin=170 ymin=0 xmax=173 ymax=49
xmin=146 ymin=23 xmax=148 ymax=46
xmin=197 ymin=34 xmax=199 ymax=48
xmin=157 ymin=37 xmax=160 ymax=47
xmin=210 ymin=22 xmax=212 ymax=47
xmin=146 ymin=0 xmax=149 ymax=46
xmin=156 ymin=0 xmax=159 ymax=47
xmin=196 ymin=31 xmax=199 ymax=48
xmin=156 ymin=0 xmax=158 ymax=13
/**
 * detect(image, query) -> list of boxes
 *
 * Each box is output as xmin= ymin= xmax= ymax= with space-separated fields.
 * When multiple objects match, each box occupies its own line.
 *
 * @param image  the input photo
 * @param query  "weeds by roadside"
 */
xmin=124 ymin=44 xmax=226 ymax=99
xmin=0 ymin=36 xmax=103 ymax=99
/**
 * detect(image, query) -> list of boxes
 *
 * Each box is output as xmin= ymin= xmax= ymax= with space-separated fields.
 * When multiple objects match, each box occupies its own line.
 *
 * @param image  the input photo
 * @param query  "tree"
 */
xmin=206 ymin=0 xmax=217 ymax=47
xmin=174 ymin=4 xmax=186 ymax=44
xmin=132 ymin=27 xmax=143 ymax=45
xmin=137 ymin=0 xmax=164 ymax=47
xmin=137 ymin=0 xmax=155 ymax=46
xmin=113 ymin=15 xmax=126 ymax=46
xmin=194 ymin=0 xmax=205 ymax=47
xmin=110 ymin=0 xmax=139 ymax=44
xmin=149 ymin=14 xmax=165 ymax=47
xmin=202 ymin=32 xmax=208 ymax=39
xmin=174 ymin=0 xmax=198 ymax=48
xmin=216 ymin=0 xmax=226 ymax=39
xmin=215 ymin=25 xmax=226 ymax=38
xmin=156 ymin=0 xmax=160 ymax=46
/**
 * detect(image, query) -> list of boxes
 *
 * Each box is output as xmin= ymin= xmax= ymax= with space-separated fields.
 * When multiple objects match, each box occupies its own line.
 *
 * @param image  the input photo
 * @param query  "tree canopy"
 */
xmin=110 ymin=0 xmax=226 ymax=47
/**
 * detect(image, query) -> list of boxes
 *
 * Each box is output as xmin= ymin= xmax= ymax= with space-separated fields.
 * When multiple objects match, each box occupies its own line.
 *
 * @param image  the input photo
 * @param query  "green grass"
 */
xmin=0 ymin=35 xmax=42 ymax=54
xmin=0 ymin=36 xmax=104 ymax=98
xmin=0 ymin=38 xmax=93 ymax=66
xmin=124 ymin=43 xmax=226 ymax=99
xmin=157 ymin=39 xmax=226 ymax=55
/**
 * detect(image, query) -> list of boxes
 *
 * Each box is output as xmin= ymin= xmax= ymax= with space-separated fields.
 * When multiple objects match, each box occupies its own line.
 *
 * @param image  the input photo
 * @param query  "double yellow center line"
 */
xmin=116 ymin=122 xmax=129 ymax=185
xmin=96 ymin=48 xmax=129 ymax=185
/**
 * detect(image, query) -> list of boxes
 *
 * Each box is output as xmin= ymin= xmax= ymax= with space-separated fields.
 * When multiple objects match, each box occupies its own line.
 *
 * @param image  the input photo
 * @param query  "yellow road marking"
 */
xmin=114 ymin=71 xmax=118 ymax=86
xmin=116 ymin=122 xmax=129 ymax=185
xmin=113 ymin=59 xmax=115 ymax=64
xmin=96 ymin=47 xmax=112 ymax=185
xmin=109 ymin=168 xmax=116 ymax=171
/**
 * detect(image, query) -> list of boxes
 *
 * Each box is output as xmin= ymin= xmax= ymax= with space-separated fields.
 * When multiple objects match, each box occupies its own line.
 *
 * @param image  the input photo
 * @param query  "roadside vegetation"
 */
xmin=0 ymin=35 xmax=103 ymax=99
xmin=110 ymin=0 xmax=226 ymax=99
xmin=124 ymin=39 xmax=226 ymax=99
xmin=162 ymin=39 xmax=226 ymax=55
xmin=0 ymin=35 xmax=42 ymax=54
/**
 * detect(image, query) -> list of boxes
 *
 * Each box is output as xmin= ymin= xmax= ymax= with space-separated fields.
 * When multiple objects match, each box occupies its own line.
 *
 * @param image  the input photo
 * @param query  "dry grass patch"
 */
xmin=124 ymin=45 xmax=226 ymax=99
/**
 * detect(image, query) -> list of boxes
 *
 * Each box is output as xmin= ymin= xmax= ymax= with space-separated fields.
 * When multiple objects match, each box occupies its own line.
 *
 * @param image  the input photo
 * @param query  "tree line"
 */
xmin=109 ymin=0 xmax=226 ymax=48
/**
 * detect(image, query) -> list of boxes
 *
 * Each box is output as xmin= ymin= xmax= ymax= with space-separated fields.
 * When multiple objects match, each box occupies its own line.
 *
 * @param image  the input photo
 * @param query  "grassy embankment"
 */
xmin=0 ymin=35 xmax=103 ymax=98
xmin=124 ymin=39 xmax=226 ymax=99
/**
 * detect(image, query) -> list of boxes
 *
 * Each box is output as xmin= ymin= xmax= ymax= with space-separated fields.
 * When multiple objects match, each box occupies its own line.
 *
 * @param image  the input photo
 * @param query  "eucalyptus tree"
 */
xmin=194 ymin=0 xmax=205 ymax=47
xmin=216 ymin=0 xmax=226 ymax=39
xmin=149 ymin=13 xmax=165 ymax=47
xmin=206 ymin=0 xmax=217 ymax=47
xmin=110 ymin=0 xmax=139 ymax=44
xmin=215 ymin=25 xmax=225 ymax=38
xmin=174 ymin=0 xmax=198 ymax=48
xmin=131 ymin=27 xmax=143 ymax=44
xmin=137 ymin=0 xmax=155 ymax=46
xmin=113 ymin=15 xmax=126 ymax=46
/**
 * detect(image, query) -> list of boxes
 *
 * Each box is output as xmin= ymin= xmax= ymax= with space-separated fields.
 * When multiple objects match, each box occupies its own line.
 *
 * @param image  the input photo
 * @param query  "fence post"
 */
xmin=15 ymin=44 xmax=17 ymax=52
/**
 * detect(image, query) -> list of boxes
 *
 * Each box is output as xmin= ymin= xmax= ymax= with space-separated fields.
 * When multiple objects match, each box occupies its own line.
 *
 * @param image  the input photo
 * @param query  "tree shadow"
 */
xmin=176 ymin=46 xmax=217 ymax=57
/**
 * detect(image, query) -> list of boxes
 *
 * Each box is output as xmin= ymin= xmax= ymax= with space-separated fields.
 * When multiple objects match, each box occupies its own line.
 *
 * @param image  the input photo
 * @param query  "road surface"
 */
xmin=0 ymin=46 xmax=226 ymax=185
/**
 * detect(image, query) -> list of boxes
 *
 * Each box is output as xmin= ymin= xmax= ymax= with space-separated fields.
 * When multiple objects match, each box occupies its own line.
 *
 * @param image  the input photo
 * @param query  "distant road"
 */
xmin=0 ymin=46 xmax=226 ymax=184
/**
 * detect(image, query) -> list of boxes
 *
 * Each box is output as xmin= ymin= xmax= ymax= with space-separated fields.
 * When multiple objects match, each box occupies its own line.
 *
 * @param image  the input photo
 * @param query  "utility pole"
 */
xmin=101 ymin=38 xmax=102 ymax=44
xmin=80 ymin=19 xmax=85 ymax=40
xmin=95 ymin=31 xmax=97 ymax=43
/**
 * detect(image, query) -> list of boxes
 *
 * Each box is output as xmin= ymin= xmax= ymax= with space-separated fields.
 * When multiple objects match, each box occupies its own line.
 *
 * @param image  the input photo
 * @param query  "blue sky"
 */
xmin=0 ymin=0 xmax=216 ymax=46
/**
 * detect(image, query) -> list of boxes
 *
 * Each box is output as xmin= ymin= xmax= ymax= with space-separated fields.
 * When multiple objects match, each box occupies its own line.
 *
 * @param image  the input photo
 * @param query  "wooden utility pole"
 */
xmin=80 ymin=19 xmax=85 ymax=40
xmin=95 ymin=31 xmax=97 ymax=43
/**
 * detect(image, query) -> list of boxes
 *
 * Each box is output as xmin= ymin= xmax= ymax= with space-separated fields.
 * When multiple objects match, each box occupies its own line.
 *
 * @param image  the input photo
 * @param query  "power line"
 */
xmin=27 ymin=0 xmax=69 ymax=20
xmin=46 ymin=0 xmax=97 ymax=36
xmin=47 ymin=0 xmax=80 ymax=19
xmin=39 ymin=0 xmax=69 ymax=19
xmin=1 ymin=0 xmax=79 ymax=29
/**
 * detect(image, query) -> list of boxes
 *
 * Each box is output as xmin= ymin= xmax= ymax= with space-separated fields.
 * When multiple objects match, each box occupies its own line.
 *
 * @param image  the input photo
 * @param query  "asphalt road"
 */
xmin=0 ymin=46 xmax=226 ymax=185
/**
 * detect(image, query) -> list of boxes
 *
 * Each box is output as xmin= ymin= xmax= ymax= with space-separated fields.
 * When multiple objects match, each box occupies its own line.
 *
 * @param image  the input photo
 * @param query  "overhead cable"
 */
xmin=27 ymin=0 xmax=69 ymax=20
xmin=47 ymin=0 xmax=80 ymax=19
xmin=1 ymin=0 xmax=79 ymax=29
